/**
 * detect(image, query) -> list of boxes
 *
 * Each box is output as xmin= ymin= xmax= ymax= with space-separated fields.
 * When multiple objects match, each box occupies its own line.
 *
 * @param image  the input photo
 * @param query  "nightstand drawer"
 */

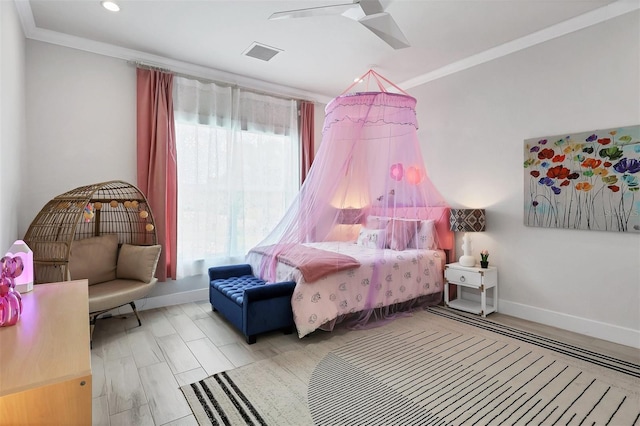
xmin=445 ymin=268 xmax=482 ymax=286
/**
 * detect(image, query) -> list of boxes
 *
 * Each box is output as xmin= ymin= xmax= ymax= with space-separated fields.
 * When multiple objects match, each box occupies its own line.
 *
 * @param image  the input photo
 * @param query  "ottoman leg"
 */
xmin=246 ymin=335 xmax=256 ymax=345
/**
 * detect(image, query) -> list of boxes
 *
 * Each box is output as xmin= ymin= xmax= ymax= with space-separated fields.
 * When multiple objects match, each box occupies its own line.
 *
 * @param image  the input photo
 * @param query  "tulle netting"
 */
xmin=247 ymin=89 xmax=451 ymax=336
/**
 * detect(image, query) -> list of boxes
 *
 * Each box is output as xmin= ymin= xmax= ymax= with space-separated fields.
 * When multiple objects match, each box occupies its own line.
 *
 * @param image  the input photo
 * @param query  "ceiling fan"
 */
xmin=269 ymin=0 xmax=410 ymax=50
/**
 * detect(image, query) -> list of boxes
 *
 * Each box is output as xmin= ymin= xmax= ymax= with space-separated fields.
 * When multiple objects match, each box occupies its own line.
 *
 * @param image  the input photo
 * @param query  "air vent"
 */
xmin=243 ymin=42 xmax=282 ymax=62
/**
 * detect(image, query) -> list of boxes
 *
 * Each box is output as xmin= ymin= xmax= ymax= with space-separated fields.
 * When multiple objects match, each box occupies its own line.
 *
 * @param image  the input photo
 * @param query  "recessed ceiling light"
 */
xmin=101 ymin=1 xmax=120 ymax=12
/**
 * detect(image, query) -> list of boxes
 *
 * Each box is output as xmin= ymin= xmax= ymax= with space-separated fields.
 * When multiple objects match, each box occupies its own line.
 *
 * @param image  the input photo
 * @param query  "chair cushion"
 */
xmin=88 ymin=278 xmax=157 ymax=313
xmin=211 ymin=275 xmax=266 ymax=305
xmin=69 ymin=234 xmax=119 ymax=285
xmin=116 ymin=244 xmax=161 ymax=283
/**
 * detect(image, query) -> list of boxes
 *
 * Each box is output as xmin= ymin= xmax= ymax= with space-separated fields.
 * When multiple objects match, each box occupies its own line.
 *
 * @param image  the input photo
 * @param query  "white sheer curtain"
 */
xmin=173 ymin=77 xmax=300 ymax=277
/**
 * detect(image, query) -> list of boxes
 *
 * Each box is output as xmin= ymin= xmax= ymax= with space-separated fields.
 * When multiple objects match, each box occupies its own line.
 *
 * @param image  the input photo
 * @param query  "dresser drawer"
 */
xmin=445 ymin=268 xmax=482 ymax=286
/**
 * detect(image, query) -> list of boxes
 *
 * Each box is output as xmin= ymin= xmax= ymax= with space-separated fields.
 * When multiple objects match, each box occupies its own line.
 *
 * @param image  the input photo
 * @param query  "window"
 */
xmin=173 ymin=77 xmax=299 ymax=277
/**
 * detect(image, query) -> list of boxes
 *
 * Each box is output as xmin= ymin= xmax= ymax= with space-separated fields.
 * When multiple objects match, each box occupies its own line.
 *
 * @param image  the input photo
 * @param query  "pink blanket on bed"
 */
xmin=250 ymin=244 xmax=361 ymax=282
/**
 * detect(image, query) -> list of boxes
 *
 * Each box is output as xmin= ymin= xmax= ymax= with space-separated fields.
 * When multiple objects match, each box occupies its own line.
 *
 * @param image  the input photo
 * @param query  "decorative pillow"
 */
xmin=68 ymin=234 xmax=119 ymax=285
xmin=356 ymin=227 xmax=386 ymax=249
xmin=410 ymin=219 xmax=437 ymax=250
xmin=365 ymin=215 xmax=392 ymax=230
xmin=116 ymin=244 xmax=162 ymax=283
xmin=385 ymin=219 xmax=419 ymax=251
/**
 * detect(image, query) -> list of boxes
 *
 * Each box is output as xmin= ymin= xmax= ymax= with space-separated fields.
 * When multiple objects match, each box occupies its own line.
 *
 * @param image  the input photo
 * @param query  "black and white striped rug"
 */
xmin=181 ymin=308 xmax=640 ymax=425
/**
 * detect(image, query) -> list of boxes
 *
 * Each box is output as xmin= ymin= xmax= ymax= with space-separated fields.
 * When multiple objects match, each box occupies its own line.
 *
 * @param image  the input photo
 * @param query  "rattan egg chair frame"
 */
xmin=24 ymin=180 xmax=158 ymax=284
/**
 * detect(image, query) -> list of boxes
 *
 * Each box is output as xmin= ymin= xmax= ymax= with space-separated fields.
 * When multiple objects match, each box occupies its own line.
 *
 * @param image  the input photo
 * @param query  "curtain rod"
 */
xmin=129 ymin=61 xmax=170 ymax=73
xmin=127 ymin=60 xmax=311 ymax=104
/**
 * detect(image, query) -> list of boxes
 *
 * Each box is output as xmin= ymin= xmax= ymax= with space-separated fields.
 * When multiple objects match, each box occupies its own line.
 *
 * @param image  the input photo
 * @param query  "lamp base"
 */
xmin=459 ymin=255 xmax=476 ymax=267
xmin=459 ymin=232 xmax=476 ymax=267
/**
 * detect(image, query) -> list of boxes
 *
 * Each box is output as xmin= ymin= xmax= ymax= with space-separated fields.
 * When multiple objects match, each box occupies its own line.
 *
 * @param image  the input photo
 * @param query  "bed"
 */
xmin=246 ymin=207 xmax=454 ymax=338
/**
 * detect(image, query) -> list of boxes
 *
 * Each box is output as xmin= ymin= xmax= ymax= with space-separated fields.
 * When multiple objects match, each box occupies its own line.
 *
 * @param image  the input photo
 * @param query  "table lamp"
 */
xmin=449 ymin=209 xmax=486 ymax=267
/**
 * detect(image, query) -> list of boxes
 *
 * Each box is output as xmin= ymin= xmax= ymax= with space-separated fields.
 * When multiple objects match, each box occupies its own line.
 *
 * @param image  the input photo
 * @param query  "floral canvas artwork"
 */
xmin=524 ymin=125 xmax=640 ymax=232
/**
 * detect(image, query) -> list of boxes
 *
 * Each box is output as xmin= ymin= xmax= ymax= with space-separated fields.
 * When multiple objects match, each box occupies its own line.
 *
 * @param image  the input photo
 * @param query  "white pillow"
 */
xmin=357 ymin=227 xmax=386 ymax=249
xmin=409 ymin=219 xmax=437 ymax=250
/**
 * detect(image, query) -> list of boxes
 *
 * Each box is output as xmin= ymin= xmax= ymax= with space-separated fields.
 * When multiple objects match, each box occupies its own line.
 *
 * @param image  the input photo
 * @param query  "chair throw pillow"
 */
xmin=69 ymin=234 xmax=119 ymax=285
xmin=116 ymin=244 xmax=162 ymax=283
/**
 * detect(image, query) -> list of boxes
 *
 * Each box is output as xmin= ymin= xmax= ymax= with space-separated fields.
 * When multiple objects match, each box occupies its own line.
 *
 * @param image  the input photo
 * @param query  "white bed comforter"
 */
xmin=246 ymin=242 xmax=445 ymax=338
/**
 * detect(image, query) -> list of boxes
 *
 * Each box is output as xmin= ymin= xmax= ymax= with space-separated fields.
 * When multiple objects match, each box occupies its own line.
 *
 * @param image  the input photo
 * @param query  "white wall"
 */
xmin=24 ymin=41 xmax=137 ymax=233
xmin=411 ymin=11 xmax=640 ymax=347
xmin=0 ymin=1 xmax=26 ymax=252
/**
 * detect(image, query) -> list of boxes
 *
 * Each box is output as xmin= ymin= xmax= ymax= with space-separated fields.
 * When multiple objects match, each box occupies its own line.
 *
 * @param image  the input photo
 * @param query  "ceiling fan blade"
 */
xmin=269 ymin=2 xmax=359 ymax=20
xmin=358 ymin=0 xmax=384 ymax=16
xmin=358 ymin=12 xmax=410 ymax=49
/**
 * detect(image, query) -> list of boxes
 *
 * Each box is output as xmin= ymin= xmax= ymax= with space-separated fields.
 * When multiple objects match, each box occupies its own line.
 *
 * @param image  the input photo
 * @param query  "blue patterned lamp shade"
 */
xmin=449 ymin=209 xmax=486 ymax=232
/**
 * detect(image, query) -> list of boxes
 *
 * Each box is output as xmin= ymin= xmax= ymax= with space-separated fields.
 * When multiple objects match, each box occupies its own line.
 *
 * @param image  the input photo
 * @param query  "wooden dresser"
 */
xmin=0 ymin=280 xmax=92 ymax=425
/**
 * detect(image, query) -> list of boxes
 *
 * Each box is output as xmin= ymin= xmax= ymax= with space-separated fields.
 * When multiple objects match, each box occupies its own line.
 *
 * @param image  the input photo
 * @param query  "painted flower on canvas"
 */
xmin=523 ymin=126 xmax=640 ymax=232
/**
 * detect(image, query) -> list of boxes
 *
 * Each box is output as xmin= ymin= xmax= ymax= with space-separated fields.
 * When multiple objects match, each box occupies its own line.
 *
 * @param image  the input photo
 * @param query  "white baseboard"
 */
xmin=106 ymin=288 xmax=209 ymax=316
xmin=499 ymin=299 xmax=640 ymax=349
xmin=104 ymin=289 xmax=640 ymax=349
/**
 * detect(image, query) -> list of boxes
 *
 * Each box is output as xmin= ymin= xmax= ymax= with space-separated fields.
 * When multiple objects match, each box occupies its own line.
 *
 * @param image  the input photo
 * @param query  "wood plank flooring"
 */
xmin=91 ymin=300 xmax=303 ymax=425
xmin=90 ymin=301 xmax=639 ymax=425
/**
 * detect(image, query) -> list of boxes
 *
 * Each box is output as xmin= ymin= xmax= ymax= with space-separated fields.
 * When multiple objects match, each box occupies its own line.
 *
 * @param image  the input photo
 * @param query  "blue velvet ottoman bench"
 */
xmin=208 ymin=264 xmax=296 ymax=344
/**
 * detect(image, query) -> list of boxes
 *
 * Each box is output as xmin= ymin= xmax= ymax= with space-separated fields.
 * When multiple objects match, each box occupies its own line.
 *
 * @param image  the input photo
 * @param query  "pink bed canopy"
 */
xmin=250 ymin=70 xmax=451 ymax=331
xmin=256 ymin=70 xmax=448 ymax=257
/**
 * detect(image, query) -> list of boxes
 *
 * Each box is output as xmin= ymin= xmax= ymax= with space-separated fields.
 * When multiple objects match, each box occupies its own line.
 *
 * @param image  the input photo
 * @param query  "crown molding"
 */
xmin=14 ymin=0 xmax=35 ymax=36
xmin=14 ymin=0 xmax=638 ymax=102
xmin=400 ymin=0 xmax=640 ymax=90
xmin=13 ymin=0 xmax=332 ymax=104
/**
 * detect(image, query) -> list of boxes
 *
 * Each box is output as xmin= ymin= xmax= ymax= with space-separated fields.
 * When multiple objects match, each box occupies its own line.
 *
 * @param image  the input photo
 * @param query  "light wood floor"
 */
xmin=90 ymin=301 xmax=639 ymax=426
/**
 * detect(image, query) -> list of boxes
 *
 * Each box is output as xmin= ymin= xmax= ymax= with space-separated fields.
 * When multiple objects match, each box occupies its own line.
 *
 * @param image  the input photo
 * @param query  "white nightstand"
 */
xmin=444 ymin=262 xmax=498 ymax=317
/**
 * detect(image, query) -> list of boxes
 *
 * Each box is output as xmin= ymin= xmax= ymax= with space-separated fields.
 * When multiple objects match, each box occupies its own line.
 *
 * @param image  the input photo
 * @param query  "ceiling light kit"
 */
xmin=101 ymin=1 xmax=120 ymax=12
xmin=269 ymin=0 xmax=410 ymax=50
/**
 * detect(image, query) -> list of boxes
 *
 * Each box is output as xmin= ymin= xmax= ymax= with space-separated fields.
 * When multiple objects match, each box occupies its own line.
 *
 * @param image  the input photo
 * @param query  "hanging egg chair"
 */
xmin=24 ymin=180 xmax=157 ymax=284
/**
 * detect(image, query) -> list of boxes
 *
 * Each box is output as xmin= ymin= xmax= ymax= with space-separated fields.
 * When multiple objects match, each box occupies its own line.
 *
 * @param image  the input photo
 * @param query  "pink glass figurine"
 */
xmin=0 ymin=255 xmax=23 ymax=327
